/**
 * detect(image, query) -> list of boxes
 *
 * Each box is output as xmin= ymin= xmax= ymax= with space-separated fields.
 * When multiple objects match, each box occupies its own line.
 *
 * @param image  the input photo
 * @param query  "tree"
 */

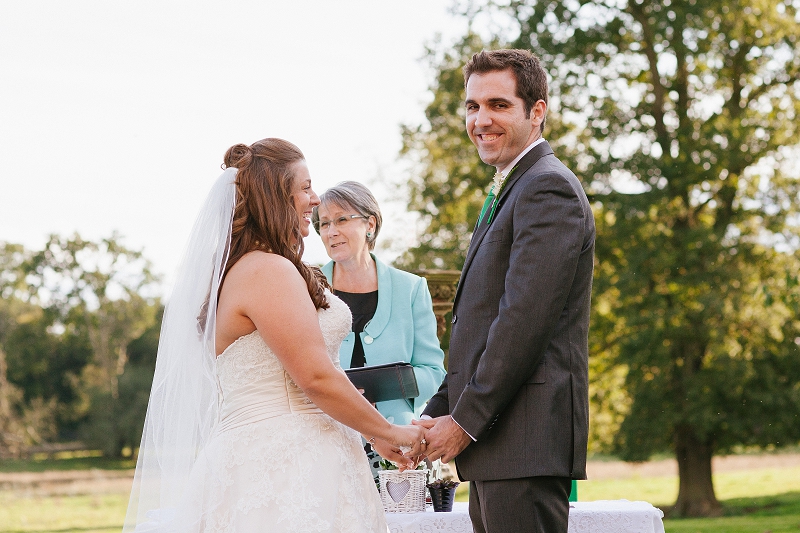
xmin=1 ymin=236 xmax=162 ymax=456
xmin=0 ymin=244 xmax=65 ymax=453
xmin=3 ymin=307 xmax=91 ymax=415
xmin=399 ymin=0 xmax=800 ymax=516
xmin=0 ymin=343 xmax=61 ymax=458
xmin=23 ymin=233 xmax=161 ymax=457
xmin=24 ymin=233 xmax=160 ymax=398
xmin=81 ymin=306 xmax=162 ymax=457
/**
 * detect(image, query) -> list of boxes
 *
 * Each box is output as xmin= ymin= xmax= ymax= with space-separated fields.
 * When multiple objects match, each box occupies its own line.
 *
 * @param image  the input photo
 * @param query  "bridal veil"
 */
xmin=123 ymin=168 xmax=237 ymax=532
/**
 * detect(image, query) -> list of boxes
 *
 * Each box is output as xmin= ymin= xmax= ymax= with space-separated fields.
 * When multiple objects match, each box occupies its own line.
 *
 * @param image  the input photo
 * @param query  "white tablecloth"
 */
xmin=385 ymin=500 xmax=665 ymax=533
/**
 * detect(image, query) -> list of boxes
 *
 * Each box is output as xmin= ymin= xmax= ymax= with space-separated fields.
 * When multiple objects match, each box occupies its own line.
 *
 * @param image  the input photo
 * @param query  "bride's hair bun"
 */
xmin=222 ymin=143 xmax=253 ymax=170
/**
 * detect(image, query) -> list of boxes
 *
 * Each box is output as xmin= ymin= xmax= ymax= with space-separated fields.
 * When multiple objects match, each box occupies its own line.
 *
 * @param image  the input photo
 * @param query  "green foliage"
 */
xmin=0 ymin=235 xmax=161 ymax=457
xmin=125 ymin=305 xmax=162 ymax=369
xmin=80 ymin=364 xmax=154 ymax=457
xmin=4 ymin=309 xmax=91 ymax=409
xmin=80 ymin=306 xmax=163 ymax=457
xmin=24 ymin=233 xmax=160 ymax=398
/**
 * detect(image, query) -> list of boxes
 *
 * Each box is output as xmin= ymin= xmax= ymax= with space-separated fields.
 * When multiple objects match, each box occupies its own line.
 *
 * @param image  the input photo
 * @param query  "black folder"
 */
xmin=345 ymin=362 xmax=419 ymax=404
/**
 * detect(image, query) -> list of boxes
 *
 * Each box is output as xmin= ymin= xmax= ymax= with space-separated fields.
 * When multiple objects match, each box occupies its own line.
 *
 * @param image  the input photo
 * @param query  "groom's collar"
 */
xmin=498 ymin=137 xmax=546 ymax=177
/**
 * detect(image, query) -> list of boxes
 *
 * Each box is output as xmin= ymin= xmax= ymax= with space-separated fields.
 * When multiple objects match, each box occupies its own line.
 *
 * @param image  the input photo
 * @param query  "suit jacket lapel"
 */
xmin=453 ymin=141 xmax=555 ymax=310
xmin=496 ymin=140 xmax=554 ymax=205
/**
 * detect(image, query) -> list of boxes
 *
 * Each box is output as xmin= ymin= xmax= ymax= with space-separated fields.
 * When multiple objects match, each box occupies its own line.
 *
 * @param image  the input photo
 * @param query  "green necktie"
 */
xmin=477 ymin=172 xmax=504 ymax=227
xmin=477 ymin=188 xmax=495 ymax=227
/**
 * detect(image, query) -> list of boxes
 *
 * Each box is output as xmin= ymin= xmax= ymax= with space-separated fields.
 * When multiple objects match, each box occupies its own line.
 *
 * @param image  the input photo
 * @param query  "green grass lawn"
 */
xmin=0 ymin=454 xmax=135 ymax=473
xmin=3 ymin=456 xmax=800 ymax=532
xmin=0 ymin=492 xmax=128 ymax=533
xmin=665 ymin=492 xmax=800 ymax=533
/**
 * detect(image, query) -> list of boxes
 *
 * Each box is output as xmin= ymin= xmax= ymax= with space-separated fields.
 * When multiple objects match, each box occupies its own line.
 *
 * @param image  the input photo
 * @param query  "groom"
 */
xmin=416 ymin=49 xmax=594 ymax=533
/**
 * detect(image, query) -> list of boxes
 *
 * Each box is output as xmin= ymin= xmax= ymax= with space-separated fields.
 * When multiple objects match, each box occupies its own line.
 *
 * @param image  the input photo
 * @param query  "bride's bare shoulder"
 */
xmin=225 ymin=251 xmax=302 ymax=287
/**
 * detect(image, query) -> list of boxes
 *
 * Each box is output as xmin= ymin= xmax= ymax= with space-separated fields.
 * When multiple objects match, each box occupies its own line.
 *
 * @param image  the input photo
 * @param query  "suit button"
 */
xmin=364 ymin=335 xmax=374 ymax=344
xmin=451 ymin=314 xmax=457 ymax=324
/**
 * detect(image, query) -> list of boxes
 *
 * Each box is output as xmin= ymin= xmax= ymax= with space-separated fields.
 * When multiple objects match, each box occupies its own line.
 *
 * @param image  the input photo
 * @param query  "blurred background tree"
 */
xmin=397 ymin=0 xmax=800 ymax=517
xmin=0 ymin=235 xmax=161 ymax=458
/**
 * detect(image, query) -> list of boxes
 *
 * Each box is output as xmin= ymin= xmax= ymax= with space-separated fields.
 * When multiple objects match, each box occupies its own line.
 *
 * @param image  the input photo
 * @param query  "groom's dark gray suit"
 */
xmin=423 ymin=140 xmax=594 ymax=527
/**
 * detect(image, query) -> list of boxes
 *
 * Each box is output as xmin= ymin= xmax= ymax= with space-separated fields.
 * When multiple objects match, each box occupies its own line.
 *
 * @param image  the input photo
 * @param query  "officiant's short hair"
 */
xmin=313 ymin=181 xmax=382 ymax=251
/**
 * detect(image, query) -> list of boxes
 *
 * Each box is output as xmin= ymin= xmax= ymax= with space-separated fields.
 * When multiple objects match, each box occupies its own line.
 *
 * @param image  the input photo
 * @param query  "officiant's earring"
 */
xmin=366 ymin=232 xmax=372 ymax=238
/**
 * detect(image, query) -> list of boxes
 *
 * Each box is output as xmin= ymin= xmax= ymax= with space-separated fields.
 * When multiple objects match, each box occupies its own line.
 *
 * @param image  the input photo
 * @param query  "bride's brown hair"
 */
xmin=222 ymin=138 xmax=329 ymax=310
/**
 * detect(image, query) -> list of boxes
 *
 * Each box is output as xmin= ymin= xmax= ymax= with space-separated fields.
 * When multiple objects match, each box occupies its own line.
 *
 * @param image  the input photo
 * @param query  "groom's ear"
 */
xmin=529 ymin=100 xmax=546 ymax=130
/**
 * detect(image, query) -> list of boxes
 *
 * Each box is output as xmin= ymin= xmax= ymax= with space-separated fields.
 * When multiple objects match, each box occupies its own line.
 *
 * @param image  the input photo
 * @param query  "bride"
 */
xmin=124 ymin=138 xmax=426 ymax=532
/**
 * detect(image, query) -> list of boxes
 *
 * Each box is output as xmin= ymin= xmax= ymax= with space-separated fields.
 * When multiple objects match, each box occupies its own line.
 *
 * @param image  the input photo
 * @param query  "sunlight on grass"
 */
xmin=0 ymin=492 xmax=127 ymax=533
xmin=714 ymin=466 xmax=800 ymax=500
xmin=579 ymin=476 xmax=678 ymax=507
xmin=577 ymin=464 xmax=800 ymax=508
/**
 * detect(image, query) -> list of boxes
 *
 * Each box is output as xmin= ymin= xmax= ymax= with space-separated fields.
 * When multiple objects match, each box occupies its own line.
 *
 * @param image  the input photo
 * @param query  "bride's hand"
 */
xmin=388 ymin=424 xmax=427 ymax=459
xmin=370 ymin=439 xmax=414 ymax=470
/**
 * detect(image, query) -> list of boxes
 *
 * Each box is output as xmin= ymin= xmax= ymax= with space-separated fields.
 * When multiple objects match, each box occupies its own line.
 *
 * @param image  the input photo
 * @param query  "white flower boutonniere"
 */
xmin=485 ymin=165 xmax=518 ymax=224
xmin=492 ymin=171 xmax=505 ymax=194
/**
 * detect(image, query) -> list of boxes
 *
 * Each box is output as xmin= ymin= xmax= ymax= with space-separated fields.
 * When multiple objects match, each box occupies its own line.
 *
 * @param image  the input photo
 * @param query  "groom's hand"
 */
xmin=413 ymin=416 xmax=471 ymax=464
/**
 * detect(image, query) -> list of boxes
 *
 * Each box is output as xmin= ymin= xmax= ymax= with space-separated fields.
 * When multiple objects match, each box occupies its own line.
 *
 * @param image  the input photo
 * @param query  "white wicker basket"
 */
xmin=378 ymin=469 xmax=428 ymax=513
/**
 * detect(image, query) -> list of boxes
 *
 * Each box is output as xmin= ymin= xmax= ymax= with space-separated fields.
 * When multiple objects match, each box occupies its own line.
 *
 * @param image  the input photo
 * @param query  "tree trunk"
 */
xmin=672 ymin=426 xmax=721 ymax=517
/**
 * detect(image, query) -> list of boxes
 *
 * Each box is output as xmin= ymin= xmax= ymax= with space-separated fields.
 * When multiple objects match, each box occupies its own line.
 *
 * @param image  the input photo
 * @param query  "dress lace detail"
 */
xmin=176 ymin=291 xmax=388 ymax=533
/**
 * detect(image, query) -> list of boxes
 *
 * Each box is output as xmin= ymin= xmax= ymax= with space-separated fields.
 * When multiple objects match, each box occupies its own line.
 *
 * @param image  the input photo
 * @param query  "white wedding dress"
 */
xmin=177 ymin=292 xmax=389 ymax=532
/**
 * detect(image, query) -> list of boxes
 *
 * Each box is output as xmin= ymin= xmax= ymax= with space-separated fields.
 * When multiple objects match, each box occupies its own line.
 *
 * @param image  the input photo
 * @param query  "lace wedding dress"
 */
xmin=176 ymin=291 xmax=389 ymax=533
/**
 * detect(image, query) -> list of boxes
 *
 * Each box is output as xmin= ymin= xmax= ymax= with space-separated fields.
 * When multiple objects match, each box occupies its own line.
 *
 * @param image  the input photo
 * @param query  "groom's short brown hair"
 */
xmin=464 ymin=49 xmax=548 ymax=130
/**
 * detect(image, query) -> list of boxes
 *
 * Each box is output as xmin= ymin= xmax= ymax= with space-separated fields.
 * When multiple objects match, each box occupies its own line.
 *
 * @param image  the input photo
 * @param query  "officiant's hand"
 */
xmin=412 ymin=416 xmax=470 ymax=464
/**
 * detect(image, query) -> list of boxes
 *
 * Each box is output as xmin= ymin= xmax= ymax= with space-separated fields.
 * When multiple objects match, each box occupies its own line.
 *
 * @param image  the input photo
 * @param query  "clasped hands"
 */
xmin=373 ymin=415 xmax=472 ymax=471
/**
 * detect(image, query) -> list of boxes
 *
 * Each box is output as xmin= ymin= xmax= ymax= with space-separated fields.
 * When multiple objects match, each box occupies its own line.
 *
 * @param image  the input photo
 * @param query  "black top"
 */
xmin=334 ymin=289 xmax=378 ymax=368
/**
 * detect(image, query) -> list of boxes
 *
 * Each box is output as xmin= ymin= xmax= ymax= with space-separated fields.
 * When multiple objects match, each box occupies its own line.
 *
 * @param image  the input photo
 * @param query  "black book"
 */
xmin=345 ymin=362 xmax=419 ymax=404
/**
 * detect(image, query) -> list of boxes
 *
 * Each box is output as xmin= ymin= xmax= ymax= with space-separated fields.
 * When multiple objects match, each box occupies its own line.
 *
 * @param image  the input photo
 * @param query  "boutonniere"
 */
xmin=486 ymin=165 xmax=517 ymax=224
xmin=492 ymin=172 xmax=504 ymax=193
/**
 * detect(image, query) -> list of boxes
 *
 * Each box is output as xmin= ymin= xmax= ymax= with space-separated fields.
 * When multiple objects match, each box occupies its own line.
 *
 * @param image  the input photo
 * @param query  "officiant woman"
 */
xmin=312 ymin=181 xmax=446 ymax=471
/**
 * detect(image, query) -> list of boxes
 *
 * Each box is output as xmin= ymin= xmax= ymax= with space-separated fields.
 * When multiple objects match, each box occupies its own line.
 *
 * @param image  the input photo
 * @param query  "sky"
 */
xmin=0 ymin=1 xmax=467 ymax=292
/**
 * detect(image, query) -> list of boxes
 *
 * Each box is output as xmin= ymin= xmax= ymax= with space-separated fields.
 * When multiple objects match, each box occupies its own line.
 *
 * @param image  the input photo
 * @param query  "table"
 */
xmin=385 ymin=500 xmax=665 ymax=533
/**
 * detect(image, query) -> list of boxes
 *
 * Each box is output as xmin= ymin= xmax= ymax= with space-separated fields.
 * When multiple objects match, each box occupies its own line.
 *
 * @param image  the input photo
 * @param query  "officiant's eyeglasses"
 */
xmin=315 ymin=214 xmax=368 ymax=232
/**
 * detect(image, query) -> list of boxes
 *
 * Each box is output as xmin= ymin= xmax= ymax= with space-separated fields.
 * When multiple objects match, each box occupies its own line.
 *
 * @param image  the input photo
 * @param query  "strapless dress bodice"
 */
xmin=214 ymin=290 xmax=353 ymax=433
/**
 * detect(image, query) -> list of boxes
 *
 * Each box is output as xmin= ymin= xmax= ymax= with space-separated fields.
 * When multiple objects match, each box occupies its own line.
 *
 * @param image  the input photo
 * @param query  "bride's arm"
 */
xmin=221 ymin=252 xmax=424 ymax=458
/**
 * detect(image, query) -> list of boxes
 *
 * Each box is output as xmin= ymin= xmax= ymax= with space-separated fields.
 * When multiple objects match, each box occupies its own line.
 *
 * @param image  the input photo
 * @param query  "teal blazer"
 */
xmin=322 ymin=255 xmax=446 ymax=425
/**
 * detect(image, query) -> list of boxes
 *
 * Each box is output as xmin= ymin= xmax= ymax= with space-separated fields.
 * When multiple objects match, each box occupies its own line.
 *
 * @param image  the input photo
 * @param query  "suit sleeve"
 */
xmin=450 ymin=172 xmax=587 ymax=440
xmin=408 ymin=277 xmax=447 ymax=412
